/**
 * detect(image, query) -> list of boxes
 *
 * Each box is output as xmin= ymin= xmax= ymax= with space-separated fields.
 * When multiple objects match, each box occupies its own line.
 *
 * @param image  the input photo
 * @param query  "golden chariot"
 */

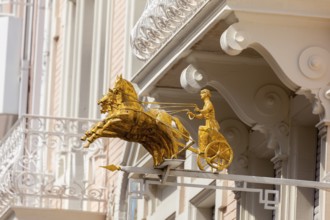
xmin=82 ymin=75 xmax=233 ymax=171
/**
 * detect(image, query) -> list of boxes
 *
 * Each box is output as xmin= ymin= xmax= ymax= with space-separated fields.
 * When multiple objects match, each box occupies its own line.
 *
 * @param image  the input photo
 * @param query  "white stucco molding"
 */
xmin=221 ymin=119 xmax=249 ymax=175
xmin=181 ymin=63 xmax=253 ymax=125
xmin=180 ymin=64 xmax=208 ymax=94
xmin=220 ymin=11 xmax=330 ymax=120
xmin=252 ymin=122 xmax=290 ymax=162
xmin=180 ymin=62 xmax=290 ymax=127
xmin=130 ymin=0 xmax=210 ymax=61
xmin=130 ymin=0 xmax=232 ymax=96
xmin=180 ymin=64 xmax=290 ymax=160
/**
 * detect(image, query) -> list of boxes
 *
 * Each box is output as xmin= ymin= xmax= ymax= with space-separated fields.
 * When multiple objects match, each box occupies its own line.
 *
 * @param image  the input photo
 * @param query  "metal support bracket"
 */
xmin=322 ymin=172 xmax=330 ymax=182
xmin=155 ymin=159 xmax=184 ymax=183
xmin=124 ymin=161 xmax=330 ymax=210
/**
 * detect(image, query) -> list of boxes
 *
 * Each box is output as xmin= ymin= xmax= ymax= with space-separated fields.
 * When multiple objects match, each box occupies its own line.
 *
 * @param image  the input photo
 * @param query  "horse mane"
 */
xmin=114 ymin=75 xmax=138 ymax=100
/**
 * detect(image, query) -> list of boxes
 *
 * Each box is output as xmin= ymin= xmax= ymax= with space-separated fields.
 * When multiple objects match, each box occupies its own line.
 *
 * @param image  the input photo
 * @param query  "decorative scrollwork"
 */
xmin=16 ymin=172 xmax=40 ymax=189
xmin=63 ymin=185 xmax=81 ymax=197
xmin=44 ymin=182 xmax=64 ymax=196
xmin=180 ymin=64 xmax=208 ymax=93
xmin=131 ymin=0 xmax=210 ymax=60
xmin=26 ymin=117 xmax=44 ymax=131
xmin=69 ymin=136 xmax=84 ymax=151
xmin=67 ymin=120 xmax=80 ymax=133
xmin=28 ymin=134 xmax=44 ymax=147
xmin=86 ymin=188 xmax=104 ymax=199
xmin=299 ymin=46 xmax=330 ymax=80
xmin=0 ymin=116 xmax=108 ymax=216
xmin=47 ymin=135 xmax=64 ymax=149
xmin=254 ymin=85 xmax=289 ymax=123
xmin=221 ymin=119 xmax=248 ymax=154
xmin=53 ymin=119 xmax=65 ymax=132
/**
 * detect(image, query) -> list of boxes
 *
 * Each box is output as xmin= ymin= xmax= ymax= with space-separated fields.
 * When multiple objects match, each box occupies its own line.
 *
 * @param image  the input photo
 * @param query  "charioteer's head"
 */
xmin=200 ymin=89 xmax=211 ymax=100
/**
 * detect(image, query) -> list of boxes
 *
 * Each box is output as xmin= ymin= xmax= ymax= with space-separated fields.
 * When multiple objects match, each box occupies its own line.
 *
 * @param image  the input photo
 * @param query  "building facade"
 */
xmin=0 ymin=0 xmax=131 ymax=219
xmin=1 ymin=0 xmax=330 ymax=220
xmin=121 ymin=0 xmax=330 ymax=220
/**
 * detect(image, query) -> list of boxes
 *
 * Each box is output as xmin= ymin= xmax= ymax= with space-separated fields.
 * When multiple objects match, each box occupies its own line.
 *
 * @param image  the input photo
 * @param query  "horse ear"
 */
xmin=115 ymin=74 xmax=123 ymax=82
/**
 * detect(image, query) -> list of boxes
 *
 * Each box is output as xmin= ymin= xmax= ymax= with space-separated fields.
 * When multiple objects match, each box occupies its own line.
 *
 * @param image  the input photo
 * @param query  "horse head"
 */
xmin=113 ymin=74 xmax=138 ymax=102
xmin=98 ymin=89 xmax=115 ymax=114
xmin=97 ymin=75 xmax=141 ymax=115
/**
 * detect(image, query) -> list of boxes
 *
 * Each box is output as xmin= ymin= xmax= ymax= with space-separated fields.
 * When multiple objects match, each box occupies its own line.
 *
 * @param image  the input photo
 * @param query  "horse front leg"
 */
xmin=82 ymin=121 xmax=105 ymax=147
xmin=95 ymin=118 xmax=122 ymax=136
xmin=102 ymin=130 xmax=120 ymax=137
xmin=84 ymin=133 xmax=99 ymax=148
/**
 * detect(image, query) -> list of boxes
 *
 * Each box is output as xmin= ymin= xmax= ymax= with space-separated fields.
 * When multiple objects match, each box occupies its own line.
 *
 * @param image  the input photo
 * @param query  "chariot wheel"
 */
xmin=205 ymin=140 xmax=233 ymax=171
xmin=197 ymin=153 xmax=208 ymax=171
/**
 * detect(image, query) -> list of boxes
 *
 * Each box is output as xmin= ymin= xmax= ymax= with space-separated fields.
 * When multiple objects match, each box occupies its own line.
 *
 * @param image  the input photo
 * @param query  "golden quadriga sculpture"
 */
xmin=82 ymin=75 xmax=233 ymax=171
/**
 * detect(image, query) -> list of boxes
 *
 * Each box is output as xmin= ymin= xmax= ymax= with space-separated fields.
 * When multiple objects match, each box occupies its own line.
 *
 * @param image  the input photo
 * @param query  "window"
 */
xmin=190 ymin=187 xmax=216 ymax=220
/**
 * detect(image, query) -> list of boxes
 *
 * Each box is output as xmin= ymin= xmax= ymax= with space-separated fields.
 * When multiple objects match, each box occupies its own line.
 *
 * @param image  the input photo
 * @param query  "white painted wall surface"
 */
xmin=0 ymin=17 xmax=22 ymax=114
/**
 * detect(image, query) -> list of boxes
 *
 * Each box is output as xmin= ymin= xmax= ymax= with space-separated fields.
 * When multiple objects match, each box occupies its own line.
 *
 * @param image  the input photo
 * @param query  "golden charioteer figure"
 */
xmin=81 ymin=75 xmax=233 ymax=171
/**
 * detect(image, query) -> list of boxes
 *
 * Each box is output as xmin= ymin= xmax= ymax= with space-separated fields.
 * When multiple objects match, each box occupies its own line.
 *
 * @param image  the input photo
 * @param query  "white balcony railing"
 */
xmin=0 ymin=115 xmax=108 ymax=216
xmin=130 ymin=0 xmax=210 ymax=61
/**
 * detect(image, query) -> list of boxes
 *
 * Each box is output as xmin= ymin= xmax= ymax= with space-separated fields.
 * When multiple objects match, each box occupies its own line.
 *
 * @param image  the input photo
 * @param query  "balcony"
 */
xmin=0 ymin=115 xmax=108 ymax=218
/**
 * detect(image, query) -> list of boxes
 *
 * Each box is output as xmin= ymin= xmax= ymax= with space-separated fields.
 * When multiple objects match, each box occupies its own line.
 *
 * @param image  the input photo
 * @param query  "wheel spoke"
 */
xmin=208 ymin=147 xmax=218 ymax=156
xmin=210 ymin=154 xmax=218 ymax=161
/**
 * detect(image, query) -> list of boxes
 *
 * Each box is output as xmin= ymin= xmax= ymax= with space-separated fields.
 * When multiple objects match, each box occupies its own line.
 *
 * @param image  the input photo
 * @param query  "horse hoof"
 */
xmin=83 ymin=142 xmax=91 ymax=148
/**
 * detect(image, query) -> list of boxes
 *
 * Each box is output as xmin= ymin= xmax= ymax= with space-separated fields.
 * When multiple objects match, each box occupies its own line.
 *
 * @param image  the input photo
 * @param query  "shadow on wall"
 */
xmin=0 ymin=114 xmax=18 ymax=140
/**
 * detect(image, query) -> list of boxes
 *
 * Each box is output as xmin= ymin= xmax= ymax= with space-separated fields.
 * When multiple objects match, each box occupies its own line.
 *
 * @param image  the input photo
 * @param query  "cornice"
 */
xmin=227 ymin=0 xmax=330 ymax=19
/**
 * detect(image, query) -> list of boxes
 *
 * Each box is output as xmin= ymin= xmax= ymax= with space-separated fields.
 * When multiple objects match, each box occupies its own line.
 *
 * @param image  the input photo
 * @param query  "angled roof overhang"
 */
xmin=130 ymin=0 xmax=233 ymax=96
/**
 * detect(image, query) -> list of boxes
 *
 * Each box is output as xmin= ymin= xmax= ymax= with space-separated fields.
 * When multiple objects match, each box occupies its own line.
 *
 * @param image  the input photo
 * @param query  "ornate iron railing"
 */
xmin=130 ymin=0 xmax=210 ymax=60
xmin=0 ymin=115 xmax=108 ymax=216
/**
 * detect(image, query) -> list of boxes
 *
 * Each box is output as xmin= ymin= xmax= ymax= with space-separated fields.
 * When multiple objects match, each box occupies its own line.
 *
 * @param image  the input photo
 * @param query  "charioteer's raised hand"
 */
xmin=187 ymin=111 xmax=195 ymax=120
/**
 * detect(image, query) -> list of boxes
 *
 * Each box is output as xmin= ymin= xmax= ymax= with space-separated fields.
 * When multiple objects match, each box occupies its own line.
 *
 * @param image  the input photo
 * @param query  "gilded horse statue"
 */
xmin=82 ymin=75 xmax=190 ymax=166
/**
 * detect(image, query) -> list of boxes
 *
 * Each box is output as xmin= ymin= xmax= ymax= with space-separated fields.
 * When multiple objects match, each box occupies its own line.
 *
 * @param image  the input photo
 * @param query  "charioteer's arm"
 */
xmin=187 ymin=111 xmax=203 ymax=120
xmin=187 ymin=102 xmax=213 ymax=120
